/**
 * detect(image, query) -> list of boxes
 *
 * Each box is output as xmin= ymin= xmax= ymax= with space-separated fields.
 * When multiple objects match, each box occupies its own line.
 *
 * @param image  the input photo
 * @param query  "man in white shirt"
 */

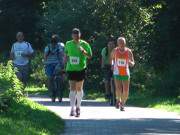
xmin=10 ymin=32 xmax=34 ymax=86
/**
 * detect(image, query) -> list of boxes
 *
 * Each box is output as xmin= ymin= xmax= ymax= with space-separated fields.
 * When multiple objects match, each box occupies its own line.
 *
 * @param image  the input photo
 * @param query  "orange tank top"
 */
xmin=113 ymin=48 xmax=130 ymax=76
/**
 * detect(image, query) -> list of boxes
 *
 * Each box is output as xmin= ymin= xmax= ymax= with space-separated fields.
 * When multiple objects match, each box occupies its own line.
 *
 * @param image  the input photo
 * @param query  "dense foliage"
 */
xmin=0 ymin=61 xmax=23 ymax=112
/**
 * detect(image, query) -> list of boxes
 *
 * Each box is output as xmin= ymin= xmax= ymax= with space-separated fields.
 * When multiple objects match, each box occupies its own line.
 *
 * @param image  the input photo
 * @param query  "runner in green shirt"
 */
xmin=65 ymin=28 xmax=92 ymax=117
xmin=101 ymin=35 xmax=115 ymax=102
xmin=65 ymin=39 xmax=92 ymax=71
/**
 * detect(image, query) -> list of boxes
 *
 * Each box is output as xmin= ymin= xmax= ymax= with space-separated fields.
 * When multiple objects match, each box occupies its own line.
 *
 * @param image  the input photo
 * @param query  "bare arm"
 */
xmin=128 ymin=49 xmax=135 ymax=67
xmin=79 ymin=46 xmax=92 ymax=59
xmin=10 ymin=44 xmax=14 ymax=60
xmin=110 ymin=48 xmax=115 ymax=70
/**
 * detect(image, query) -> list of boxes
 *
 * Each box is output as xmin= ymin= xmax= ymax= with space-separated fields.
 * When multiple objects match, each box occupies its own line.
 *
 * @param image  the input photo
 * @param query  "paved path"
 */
xmin=30 ymin=96 xmax=180 ymax=135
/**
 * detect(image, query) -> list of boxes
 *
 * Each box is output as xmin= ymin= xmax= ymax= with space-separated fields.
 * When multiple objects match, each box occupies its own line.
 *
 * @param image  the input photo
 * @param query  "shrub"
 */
xmin=30 ymin=51 xmax=47 ymax=86
xmin=0 ymin=61 xmax=23 ymax=112
xmin=131 ymin=60 xmax=180 ymax=98
xmin=131 ymin=63 xmax=157 ymax=96
xmin=154 ymin=59 xmax=180 ymax=97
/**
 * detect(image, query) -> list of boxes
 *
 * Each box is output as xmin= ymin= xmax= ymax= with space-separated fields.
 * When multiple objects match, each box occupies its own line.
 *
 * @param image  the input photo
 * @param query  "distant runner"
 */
xmin=65 ymin=28 xmax=92 ymax=117
xmin=101 ymin=35 xmax=115 ymax=101
xmin=10 ymin=32 xmax=34 ymax=86
xmin=111 ymin=37 xmax=135 ymax=111
xmin=44 ymin=34 xmax=65 ymax=102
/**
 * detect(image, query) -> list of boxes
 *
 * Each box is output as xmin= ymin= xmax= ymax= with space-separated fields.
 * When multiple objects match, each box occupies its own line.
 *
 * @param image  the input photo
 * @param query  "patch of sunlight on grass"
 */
xmin=95 ymin=97 xmax=106 ymax=102
xmin=129 ymin=93 xmax=180 ymax=114
xmin=85 ymin=91 xmax=104 ymax=100
xmin=25 ymin=84 xmax=48 ymax=95
xmin=152 ymin=102 xmax=180 ymax=114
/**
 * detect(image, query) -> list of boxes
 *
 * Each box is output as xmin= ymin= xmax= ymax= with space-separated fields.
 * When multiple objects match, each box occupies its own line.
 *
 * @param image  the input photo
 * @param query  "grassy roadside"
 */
xmin=25 ymin=84 xmax=48 ymax=95
xmin=128 ymin=94 xmax=180 ymax=114
xmin=0 ymin=97 xmax=64 ymax=135
xmin=85 ymin=91 xmax=180 ymax=114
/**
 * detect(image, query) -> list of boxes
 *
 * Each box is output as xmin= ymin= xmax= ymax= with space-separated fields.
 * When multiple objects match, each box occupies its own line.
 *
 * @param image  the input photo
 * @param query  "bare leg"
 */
xmin=75 ymin=80 xmax=84 ymax=117
xmin=114 ymin=79 xmax=123 ymax=108
xmin=76 ymin=80 xmax=84 ymax=108
xmin=122 ymin=80 xmax=130 ymax=106
xmin=69 ymin=80 xmax=76 ymax=116
xmin=69 ymin=80 xmax=76 ymax=91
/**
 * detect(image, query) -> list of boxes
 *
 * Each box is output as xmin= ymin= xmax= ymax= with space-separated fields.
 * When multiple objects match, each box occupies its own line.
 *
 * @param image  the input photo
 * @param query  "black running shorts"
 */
xmin=67 ymin=68 xmax=86 ymax=81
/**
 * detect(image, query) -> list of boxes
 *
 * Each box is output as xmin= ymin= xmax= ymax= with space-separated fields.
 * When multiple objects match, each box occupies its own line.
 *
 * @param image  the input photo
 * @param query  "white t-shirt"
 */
xmin=11 ymin=41 xmax=34 ymax=65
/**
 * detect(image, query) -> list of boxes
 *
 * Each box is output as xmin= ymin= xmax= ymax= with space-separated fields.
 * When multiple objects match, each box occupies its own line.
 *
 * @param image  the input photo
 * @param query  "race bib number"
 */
xmin=117 ymin=59 xmax=126 ymax=67
xmin=70 ymin=57 xmax=79 ymax=65
xmin=15 ymin=51 xmax=22 ymax=57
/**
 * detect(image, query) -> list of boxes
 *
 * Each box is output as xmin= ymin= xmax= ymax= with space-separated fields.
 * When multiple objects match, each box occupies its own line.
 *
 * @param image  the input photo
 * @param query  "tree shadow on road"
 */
xmin=63 ymin=118 xmax=180 ymax=135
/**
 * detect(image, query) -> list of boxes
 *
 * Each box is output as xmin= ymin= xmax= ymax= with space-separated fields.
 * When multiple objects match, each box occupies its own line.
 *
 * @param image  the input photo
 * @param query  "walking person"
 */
xmin=65 ymin=28 xmax=92 ymax=117
xmin=111 ymin=37 xmax=135 ymax=111
xmin=101 ymin=35 xmax=115 ymax=101
xmin=10 ymin=32 xmax=34 ymax=86
xmin=44 ymin=34 xmax=65 ymax=102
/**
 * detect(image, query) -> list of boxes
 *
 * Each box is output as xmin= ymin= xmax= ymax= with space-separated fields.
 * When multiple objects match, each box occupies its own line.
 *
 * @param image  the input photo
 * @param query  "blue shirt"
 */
xmin=44 ymin=42 xmax=65 ymax=67
xmin=11 ymin=41 xmax=34 ymax=65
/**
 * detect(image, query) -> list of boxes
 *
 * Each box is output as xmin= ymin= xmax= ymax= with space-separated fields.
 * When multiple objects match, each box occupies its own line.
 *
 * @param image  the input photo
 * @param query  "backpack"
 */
xmin=47 ymin=43 xmax=64 ymax=75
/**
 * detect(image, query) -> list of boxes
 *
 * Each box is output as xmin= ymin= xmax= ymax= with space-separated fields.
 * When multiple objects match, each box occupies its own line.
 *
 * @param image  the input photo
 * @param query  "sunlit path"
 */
xmin=30 ymin=96 xmax=180 ymax=135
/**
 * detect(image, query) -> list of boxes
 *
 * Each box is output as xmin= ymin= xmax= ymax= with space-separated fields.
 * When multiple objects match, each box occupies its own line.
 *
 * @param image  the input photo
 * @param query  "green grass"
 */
xmin=25 ymin=84 xmax=48 ymax=95
xmin=84 ymin=90 xmax=105 ymax=101
xmin=0 ymin=97 xmax=64 ymax=135
xmin=128 ymin=93 xmax=180 ymax=114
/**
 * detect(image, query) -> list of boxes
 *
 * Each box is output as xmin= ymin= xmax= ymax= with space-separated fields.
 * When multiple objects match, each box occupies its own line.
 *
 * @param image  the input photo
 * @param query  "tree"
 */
xmin=0 ymin=0 xmax=42 ymax=51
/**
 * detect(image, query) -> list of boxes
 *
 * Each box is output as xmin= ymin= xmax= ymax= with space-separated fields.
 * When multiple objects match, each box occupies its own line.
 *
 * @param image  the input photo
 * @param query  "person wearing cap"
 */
xmin=65 ymin=28 xmax=92 ymax=117
xmin=10 ymin=32 xmax=34 ymax=86
xmin=44 ymin=34 xmax=65 ymax=102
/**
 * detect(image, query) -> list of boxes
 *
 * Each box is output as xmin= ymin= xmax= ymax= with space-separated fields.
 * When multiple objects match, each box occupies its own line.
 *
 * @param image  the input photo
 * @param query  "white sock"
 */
xmin=69 ymin=90 xmax=76 ymax=110
xmin=76 ymin=90 xmax=84 ymax=108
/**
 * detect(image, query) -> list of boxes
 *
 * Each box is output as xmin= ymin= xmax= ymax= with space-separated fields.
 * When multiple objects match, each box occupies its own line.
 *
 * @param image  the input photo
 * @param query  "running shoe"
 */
xmin=75 ymin=107 xmax=80 ymax=117
xmin=51 ymin=97 xmax=56 ymax=102
xmin=115 ymin=101 xmax=120 ymax=109
xmin=70 ymin=110 xmax=75 ymax=116
xmin=120 ymin=103 xmax=125 ymax=111
xmin=58 ymin=97 xmax=62 ymax=102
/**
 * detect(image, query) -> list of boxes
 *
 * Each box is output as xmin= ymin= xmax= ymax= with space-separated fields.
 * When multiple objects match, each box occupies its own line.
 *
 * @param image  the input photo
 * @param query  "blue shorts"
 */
xmin=45 ymin=63 xmax=57 ymax=77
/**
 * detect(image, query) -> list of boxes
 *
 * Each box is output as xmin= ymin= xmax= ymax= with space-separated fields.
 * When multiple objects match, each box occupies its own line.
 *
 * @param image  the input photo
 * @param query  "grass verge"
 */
xmin=25 ymin=84 xmax=48 ymax=95
xmin=0 ymin=97 xmax=64 ymax=135
xmin=128 ymin=93 xmax=180 ymax=114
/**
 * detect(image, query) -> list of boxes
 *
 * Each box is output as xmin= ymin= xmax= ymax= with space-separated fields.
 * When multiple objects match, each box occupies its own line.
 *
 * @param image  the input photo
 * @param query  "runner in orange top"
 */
xmin=111 ymin=37 xmax=135 ymax=111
